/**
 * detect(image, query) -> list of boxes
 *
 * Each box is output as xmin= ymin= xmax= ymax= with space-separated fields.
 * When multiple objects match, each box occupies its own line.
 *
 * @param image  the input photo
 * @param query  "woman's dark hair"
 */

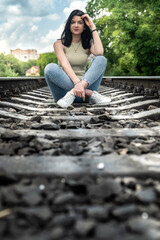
xmin=61 ymin=9 xmax=92 ymax=49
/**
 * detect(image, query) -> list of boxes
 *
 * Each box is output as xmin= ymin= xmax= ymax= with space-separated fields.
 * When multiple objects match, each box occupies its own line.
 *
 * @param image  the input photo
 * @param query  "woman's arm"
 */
xmin=81 ymin=14 xmax=104 ymax=56
xmin=54 ymin=40 xmax=80 ymax=85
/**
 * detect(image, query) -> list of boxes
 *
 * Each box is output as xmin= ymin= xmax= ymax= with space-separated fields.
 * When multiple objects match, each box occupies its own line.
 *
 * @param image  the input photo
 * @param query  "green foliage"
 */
xmin=0 ymin=52 xmax=58 ymax=77
xmin=0 ymin=53 xmax=39 ymax=77
xmin=5 ymin=54 xmax=23 ymax=75
xmin=37 ymin=52 xmax=58 ymax=76
xmin=86 ymin=0 xmax=160 ymax=76
xmin=0 ymin=53 xmax=19 ymax=77
xmin=20 ymin=60 xmax=38 ymax=76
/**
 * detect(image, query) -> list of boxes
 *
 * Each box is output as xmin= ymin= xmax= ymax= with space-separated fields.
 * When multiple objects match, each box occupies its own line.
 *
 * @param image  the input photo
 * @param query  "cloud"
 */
xmin=0 ymin=0 xmax=55 ymax=53
xmin=0 ymin=14 xmax=42 ymax=53
xmin=0 ymin=40 xmax=10 ymax=54
xmin=63 ymin=0 xmax=87 ymax=17
xmin=1 ymin=0 xmax=55 ymax=19
xmin=31 ymin=25 xmax=38 ymax=32
xmin=27 ymin=0 xmax=52 ymax=17
xmin=40 ymin=24 xmax=64 ymax=52
xmin=7 ymin=4 xmax=22 ymax=15
xmin=47 ymin=14 xmax=60 ymax=21
xmin=33 ymin=17 xmax=42 ymax=22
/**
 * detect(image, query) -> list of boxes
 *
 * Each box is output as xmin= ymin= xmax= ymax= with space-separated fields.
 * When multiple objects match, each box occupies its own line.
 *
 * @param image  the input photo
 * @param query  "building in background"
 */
xmin=25 ymin=66 xmax=39 ymax=76
xmin=10 ymin=49 xmax=39 ymax=62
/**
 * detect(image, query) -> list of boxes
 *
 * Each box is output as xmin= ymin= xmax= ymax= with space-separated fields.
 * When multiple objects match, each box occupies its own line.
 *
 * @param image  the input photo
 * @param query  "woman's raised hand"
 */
xmin=81 ymin=14 xmax=96 ymax=30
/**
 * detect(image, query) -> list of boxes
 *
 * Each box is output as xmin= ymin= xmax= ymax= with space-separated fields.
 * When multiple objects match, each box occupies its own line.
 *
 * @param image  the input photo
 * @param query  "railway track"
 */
xmin=0 ymin=76 xmax=160 ymax=240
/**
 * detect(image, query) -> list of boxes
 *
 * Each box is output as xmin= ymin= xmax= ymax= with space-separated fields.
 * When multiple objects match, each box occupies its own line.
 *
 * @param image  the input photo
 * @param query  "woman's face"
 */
xmin=70 ymin=15 xmax=85 ymax=35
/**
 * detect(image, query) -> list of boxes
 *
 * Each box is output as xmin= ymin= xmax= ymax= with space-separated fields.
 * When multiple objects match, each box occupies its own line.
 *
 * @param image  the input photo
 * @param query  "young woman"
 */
xmin=44 ymin=9 xmax=111 ymax=108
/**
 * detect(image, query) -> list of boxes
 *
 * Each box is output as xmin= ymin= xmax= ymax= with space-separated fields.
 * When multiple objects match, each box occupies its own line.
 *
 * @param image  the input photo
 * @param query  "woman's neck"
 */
xmin=72 ymin=35 xmax=81 ymax=43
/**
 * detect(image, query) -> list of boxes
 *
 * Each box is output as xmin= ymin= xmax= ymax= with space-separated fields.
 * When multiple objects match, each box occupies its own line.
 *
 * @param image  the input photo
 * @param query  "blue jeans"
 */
xmin=44 ymin=55 xmax=107 ymax=103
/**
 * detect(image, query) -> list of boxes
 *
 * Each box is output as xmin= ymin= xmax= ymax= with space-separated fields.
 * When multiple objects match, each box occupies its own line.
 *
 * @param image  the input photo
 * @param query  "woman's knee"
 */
xmin=94 ymin=55 xmax=107 ymax=68
xmin=44 ymin=63 xmax=59 ymax=76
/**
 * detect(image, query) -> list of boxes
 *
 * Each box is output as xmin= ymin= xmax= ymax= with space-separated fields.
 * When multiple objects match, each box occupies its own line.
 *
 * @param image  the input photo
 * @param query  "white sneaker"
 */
xmin=57 ymin=91 xmax=75 ymax=108
xmin=90 ymin=91 xmax=111 ymax=104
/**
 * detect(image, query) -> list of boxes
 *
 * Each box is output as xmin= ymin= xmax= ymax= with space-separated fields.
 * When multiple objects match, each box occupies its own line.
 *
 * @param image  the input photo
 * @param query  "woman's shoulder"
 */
xmin=54 ymin=39 xmax=62 ymax=46
xmin=54 ymin=39 xmax=65 ymax=50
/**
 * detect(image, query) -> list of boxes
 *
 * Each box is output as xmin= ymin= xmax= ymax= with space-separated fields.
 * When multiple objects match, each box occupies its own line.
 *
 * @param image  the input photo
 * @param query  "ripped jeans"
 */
xmin=44 ymin=55 xmax=107 ymax=103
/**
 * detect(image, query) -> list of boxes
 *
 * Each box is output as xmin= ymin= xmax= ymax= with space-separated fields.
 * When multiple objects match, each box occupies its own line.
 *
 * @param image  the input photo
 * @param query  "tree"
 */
xmin=0 ymin=54 xmax=39 ymax=77
xmin=0 ymin=53 xmax=19 ymax=77
xmin=86 ymin=0 xmax=160 ymax=75
xmin=0 ymin=52 xmax=58 ymax=77
xmin=5 ymin=54 xmax=23 ymax=75
xmin=37 ymin=52 xmax=58 ymax=76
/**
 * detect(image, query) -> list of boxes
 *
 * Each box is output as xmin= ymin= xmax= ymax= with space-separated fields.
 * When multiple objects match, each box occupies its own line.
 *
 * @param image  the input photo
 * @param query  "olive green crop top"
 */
xmin=60 ymin=41 xmax=90 ymax=80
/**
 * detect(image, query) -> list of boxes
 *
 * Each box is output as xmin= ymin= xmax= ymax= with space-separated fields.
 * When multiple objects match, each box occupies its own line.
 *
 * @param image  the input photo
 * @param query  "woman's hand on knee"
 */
xmin=74 ymin=82 xmax=85 ymax=100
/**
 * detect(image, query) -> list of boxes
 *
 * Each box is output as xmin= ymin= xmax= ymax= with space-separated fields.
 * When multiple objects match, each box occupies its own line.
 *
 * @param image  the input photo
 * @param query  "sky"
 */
xmin=0 ymin=0 xmax=88 ymax=54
